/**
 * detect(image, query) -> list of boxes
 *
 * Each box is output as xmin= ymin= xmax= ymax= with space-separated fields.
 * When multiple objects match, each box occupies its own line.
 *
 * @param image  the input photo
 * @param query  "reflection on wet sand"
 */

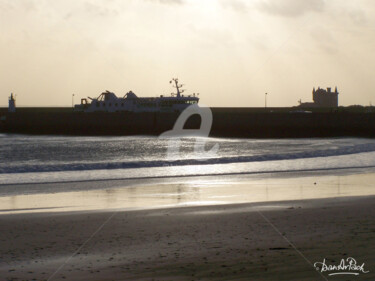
xmin=1 ymin=171 xmax=375 ymax=214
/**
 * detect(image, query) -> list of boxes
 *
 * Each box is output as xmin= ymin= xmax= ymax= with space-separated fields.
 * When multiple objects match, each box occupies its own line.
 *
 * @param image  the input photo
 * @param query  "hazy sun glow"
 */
xmin=1 ymin=0 xmax=375 ymax=107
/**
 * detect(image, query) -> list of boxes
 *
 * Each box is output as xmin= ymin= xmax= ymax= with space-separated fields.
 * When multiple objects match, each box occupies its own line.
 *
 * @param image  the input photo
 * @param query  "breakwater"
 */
xmin=1 ymin=107 xmax=375 ymax=138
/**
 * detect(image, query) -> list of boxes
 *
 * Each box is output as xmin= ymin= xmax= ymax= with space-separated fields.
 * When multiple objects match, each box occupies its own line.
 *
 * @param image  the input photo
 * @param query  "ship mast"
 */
xmin=170 ymin=78 xmax=184 ymax=98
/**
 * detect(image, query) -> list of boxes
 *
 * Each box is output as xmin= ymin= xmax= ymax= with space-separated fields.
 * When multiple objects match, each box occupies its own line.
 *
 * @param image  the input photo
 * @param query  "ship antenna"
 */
xmin=170 ymin=78 xmax=184 ymax=98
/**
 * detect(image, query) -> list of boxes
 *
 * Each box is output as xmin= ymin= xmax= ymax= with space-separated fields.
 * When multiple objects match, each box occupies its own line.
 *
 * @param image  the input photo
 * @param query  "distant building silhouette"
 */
xmin=299 ymin=87 xmax=339 ymax=108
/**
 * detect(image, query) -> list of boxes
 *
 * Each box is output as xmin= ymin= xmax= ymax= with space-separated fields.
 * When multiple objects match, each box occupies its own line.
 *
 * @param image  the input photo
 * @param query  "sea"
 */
xmin=1 ymin=134 xmax=375 ymax=188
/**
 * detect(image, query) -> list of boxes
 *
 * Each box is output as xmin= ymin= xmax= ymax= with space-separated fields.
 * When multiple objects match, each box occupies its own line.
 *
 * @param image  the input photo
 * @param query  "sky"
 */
xmin=1 ymin=0 xmax=375 ymax=107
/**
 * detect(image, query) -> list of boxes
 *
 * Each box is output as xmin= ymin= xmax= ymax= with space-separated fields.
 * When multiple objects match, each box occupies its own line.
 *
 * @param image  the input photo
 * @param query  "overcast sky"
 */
xmin=1 ymin=0 xmax=374 ymax=107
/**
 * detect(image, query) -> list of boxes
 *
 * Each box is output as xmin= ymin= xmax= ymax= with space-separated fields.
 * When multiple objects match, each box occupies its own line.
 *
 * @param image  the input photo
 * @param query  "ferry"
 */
xmin=74 ymin=78 xmax=199 ymax=113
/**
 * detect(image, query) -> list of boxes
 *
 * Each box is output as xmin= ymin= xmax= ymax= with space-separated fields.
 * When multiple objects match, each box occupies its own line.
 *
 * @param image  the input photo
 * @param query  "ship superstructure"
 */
xmin=74 ymin=78 xmax=199 ymax=113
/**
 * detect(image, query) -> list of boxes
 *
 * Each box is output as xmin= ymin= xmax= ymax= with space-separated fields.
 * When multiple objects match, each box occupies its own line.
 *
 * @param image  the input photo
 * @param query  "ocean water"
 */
xmin=1 ymin=134 xmax=375 ymax=186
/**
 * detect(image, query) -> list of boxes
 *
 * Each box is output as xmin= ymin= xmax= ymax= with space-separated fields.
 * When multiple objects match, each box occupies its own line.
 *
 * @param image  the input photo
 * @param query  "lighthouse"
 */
xmin=9 ymin=93 xmax=16 ymax=112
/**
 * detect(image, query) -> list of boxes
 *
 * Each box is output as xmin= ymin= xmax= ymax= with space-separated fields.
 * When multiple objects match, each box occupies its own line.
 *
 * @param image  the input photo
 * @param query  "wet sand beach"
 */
xmin=1 ymin=172 xmax=375 ymax=280
xmin=2 ymin=169 xmax=375 ymax=214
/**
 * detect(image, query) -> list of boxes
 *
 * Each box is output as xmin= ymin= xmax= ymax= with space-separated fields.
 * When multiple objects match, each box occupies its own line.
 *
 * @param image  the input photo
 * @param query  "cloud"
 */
xmin=147 ymin=0 xmax=185 ymax=5
xmin=83 ymin=1 xmax=118 ymax=17
xmin=20 ymin=0 xmax=36 ymax=12
xmin=347 ymin=10 xmax=366 ymax=24
xmin=188 ymin=24 xmax=235 ymax=49
xmin=0 ymin=0 xmax=36 ymax=14
xmin=258 ymin=0 xmax=325 ymax=17
xmin=0 ymin=1 xmax=14 ymax=12
xmin=220 ymin=0 xmax=248 ymax=12
xmin=310 ymin=27 xmax=338 ymax=54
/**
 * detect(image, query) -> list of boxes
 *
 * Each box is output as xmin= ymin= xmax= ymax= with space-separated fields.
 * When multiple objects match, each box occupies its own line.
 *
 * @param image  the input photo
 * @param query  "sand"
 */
xmin=1 ymin=195 xmax=375 ymax=281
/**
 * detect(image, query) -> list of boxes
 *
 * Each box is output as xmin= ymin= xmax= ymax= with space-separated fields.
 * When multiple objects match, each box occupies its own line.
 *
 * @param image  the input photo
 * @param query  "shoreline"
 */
xmin=1 ymin=169 xmax=375 ymax=214
xmin=2 ymin=164 xmax=375 ymax=193
xmin=1 ymin=195 xmax=375 ymax=280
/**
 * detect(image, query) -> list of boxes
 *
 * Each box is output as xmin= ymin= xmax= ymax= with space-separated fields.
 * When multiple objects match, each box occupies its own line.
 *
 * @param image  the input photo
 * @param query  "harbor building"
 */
xmin=299 ymin=87 xmax=339 ymax=108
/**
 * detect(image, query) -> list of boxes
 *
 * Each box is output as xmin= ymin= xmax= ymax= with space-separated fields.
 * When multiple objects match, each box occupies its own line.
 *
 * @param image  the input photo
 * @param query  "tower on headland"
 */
xmin=8 ymin=93 xmax=16 ymax=112
xmin=299 ymin=87 xmax=339 ymax=108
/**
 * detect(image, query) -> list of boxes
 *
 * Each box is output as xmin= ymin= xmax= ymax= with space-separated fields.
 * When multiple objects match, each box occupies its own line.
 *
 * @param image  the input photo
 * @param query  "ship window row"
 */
xmin=96 ymin=102 xmax=126 ymax=107
xmin=160 ymin=101 xmax=197 ymax=106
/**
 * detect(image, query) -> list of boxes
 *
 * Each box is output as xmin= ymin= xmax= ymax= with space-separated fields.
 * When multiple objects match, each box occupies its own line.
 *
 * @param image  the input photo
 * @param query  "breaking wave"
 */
xmin=2 ymin=141 xmax=375 ymax=174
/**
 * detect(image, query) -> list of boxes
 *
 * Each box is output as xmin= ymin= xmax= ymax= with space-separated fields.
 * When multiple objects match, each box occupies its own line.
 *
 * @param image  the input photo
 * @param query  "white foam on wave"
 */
xmin=1 ymin=135 xmax=375 ymax=185
xmin=1 ymin=151 xmax=375 ymax=185
xmin=2 ymin=140 xmax=375 ymax=174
